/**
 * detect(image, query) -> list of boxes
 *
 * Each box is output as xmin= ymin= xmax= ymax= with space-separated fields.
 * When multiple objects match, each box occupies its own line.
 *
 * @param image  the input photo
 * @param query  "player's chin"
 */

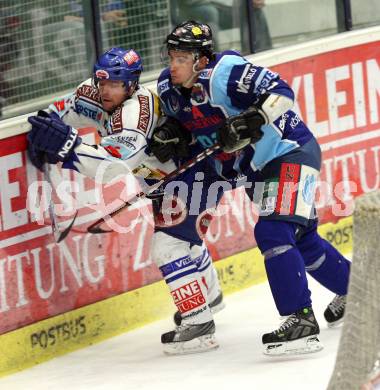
xmin=102 ymin=101 xmax=116 ymax=112
xmin=171 ymin=76 xmax=183 ymax=84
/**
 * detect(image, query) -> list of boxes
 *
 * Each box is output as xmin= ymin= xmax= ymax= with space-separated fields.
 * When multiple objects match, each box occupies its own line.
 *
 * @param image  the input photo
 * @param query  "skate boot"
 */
xmin=161 ymin=320 xmax=219 ymax=355
xmin=173 ymin=292 xmax=225 ymax=326
xmin=324 ymin=295 xmax=346 ymax=327
xmin=262 ymin=307 xmax=323 ymax=356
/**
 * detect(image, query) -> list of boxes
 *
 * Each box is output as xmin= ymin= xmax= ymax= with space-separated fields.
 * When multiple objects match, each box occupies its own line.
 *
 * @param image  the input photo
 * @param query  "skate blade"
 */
xmin=263 ymin=335 xmax=324 ymax=356
xmin=211 ymin=301 xmax=226 ymax=315
xmin=163 ymin=334 xmax=219 ymax=356
xmin=327 ymin=318 xmax=344 ymax=328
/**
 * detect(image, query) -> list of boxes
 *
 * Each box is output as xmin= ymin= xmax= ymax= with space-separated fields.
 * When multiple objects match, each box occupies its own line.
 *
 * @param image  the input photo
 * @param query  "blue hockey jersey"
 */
xmin=157 ymin=50 xmax=314 ymax=179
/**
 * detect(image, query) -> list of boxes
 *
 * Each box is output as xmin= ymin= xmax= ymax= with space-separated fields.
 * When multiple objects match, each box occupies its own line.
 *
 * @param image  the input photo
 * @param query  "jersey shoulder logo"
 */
xmin=110 ymin=106 xmax=123 ymax=133
xmin=54 ymin=99 xmax=66 ymax=112
xmin=137 ymin=95 xmax=151 ymax=133
xmin=76 ymin=84 xmax=102 ymax=104
xmin=198 ymin=69 xmax=212 ymax=79
xmin=236 ymin=64 xmax=257 ymax=94
xmin=158 ymin=79 xmax=170 ymax=95
xmin=190 ymin=83 xmax=209 ymax=105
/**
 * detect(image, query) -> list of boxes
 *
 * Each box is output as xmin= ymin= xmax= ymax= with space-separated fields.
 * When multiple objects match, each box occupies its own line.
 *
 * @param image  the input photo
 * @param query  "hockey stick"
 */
xmin=87 ymin=142 xmax=221 ymax=234
xmin=43 ymin=161 xmax=78 ymax=243
xmin=27 ymin=110 xmax=78 ymax=242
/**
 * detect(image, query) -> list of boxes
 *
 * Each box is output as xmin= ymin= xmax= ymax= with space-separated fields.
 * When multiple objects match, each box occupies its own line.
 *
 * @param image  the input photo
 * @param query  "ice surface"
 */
xmin=0 ymin=278 xmax=344 ymax=390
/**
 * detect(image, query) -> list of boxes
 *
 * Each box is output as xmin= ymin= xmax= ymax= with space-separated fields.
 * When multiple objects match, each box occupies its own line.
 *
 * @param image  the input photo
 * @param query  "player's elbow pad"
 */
xmin=261 ymin=94 xmax=294 ymax=123
xmin=94 ymin=163 xmax=129 ymax=184
xmin=69 ymin=143 xmax=132 ymax=184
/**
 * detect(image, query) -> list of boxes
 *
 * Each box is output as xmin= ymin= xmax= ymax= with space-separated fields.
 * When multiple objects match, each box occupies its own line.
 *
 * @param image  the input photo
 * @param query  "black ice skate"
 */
xmin=173 ymin=292 xmax=225 ymax=326
xmin=262 ymin=307 xmax=323 ymax=356
xmin=161 ymin=320 xmax=218 ymax=355
xmin=324 ymin=295 xmax=346 ymax=327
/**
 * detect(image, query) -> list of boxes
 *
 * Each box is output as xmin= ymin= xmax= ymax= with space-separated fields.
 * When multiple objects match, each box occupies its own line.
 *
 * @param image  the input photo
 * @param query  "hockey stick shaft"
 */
xmin=87 ymin=142 xmax=221 ymax=234
xmin=43 ymin=161 xmax=78 ymax=242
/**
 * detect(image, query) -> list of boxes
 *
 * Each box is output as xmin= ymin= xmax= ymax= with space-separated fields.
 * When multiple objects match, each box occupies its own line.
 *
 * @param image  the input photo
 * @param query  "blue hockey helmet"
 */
xmin=165 ymin=20 xmax=214 ymax=59
xmin=93 ymin=47 xmax=143 ymax=96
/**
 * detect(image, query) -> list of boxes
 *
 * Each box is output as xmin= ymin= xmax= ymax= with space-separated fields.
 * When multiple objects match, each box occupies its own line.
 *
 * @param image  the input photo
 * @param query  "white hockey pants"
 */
xmin=151 ymin=231 xmax=221 ymax=325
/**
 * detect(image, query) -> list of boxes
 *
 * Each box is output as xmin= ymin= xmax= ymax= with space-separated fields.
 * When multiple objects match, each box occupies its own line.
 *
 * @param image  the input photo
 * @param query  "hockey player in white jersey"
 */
xmin=27 ymin=47 xmax=224 ymax=355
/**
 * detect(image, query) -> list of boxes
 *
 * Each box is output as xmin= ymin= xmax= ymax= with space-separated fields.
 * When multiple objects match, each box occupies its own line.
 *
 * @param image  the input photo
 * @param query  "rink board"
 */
xmin=2 ymin=25 xmax=378 ymax=380
xmin=0 ymin=216 xmax=352 ymax=378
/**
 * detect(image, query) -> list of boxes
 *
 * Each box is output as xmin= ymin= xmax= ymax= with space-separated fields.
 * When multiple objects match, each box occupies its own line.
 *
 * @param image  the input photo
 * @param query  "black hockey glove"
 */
xmin=218 ymin=106 xmax=265 ymax=153
xmin=150 ymin=117 xmax=191 ymax=163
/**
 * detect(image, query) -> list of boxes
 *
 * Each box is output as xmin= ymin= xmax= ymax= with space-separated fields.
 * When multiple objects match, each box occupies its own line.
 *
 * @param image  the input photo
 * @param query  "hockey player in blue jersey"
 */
xmin=152 ymin=20 xmax=351 ymax=355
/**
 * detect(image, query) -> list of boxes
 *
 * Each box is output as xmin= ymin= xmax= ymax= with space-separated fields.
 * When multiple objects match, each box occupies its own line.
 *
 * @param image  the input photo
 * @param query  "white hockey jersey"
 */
xmin=49 ymin=78 xmax=176 ymax=183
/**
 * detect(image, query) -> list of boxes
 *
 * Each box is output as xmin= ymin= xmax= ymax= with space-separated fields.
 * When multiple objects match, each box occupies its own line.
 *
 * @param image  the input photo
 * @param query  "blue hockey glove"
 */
xmin=27 ymin=115 xmax=81 ymax=162
xmin=150 ymin=116 xmax=191 ymax=163
xmin=36 ymin=109 xmax=60 ymax=120
xmin=218 ymin=106 xmax=265 ymax=153
xmin=27 ymin=144 xmax=59 ymax=171
xmin=27 ymin=111 xmax=66 ymax=170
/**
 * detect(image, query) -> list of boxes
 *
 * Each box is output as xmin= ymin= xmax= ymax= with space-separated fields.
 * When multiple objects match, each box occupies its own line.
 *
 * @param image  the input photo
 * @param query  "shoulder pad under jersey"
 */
xmin=49 ymin=78 xmax=106 ymax=128
xmin=75 ymin=78 xmax=102 ymax=107
xmin=108 ymin=85 xmax=158 ymax=139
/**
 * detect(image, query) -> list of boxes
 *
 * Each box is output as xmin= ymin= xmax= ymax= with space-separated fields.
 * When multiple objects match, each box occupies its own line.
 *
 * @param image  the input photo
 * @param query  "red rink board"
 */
xmin=0 ymin=40 xmax=379 ymax=334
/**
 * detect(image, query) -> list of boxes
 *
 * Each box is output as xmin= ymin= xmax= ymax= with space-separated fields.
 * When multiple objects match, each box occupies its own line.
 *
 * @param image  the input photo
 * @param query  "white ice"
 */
xmin=0 ymin=278 xmax=346 ymax=390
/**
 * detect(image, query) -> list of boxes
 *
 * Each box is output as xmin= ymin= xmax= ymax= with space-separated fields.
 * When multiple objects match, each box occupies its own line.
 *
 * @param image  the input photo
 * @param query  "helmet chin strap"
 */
xmin=124 ymin=80 xmax=138 ymax=99
xmin=182 ymin=56 xmax=208 ymax=88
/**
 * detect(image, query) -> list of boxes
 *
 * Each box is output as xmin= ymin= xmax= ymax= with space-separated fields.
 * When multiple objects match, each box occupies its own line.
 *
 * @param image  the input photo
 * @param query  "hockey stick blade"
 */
xmin=87 ymin=143 xmax=221 ymax=234
xmin=43 ymin=161 xmax=78 ymax=243
xmin=55 ymin=210 xmax=78 ymax=242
